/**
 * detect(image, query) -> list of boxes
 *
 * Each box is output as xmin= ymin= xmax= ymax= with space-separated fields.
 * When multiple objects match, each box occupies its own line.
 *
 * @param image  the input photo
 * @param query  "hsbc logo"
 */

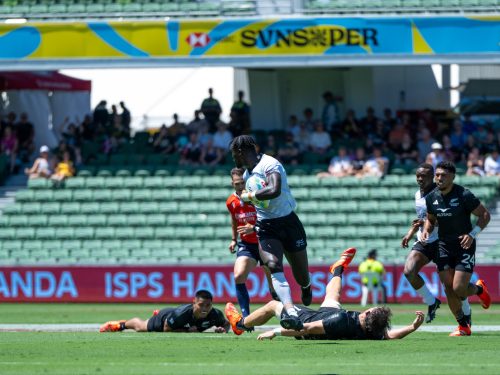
xmin=186 ymin=33 xmax=211 ymax=47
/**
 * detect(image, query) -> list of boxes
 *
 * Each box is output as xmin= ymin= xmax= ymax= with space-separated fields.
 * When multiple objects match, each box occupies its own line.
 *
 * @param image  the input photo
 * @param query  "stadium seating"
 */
xmin=1 ymin=173 xmax=499 ymax=266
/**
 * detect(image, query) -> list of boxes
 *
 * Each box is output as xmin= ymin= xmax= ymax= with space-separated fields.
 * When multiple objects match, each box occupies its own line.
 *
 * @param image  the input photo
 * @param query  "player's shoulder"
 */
xmin=173 ymin=303 xmax=192 ymax=316
xmin=226 ymin=193 xmax=237 ymax=206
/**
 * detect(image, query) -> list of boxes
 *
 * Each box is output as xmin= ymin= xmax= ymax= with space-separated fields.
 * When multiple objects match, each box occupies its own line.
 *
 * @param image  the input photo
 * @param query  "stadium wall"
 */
xmin=0 ymin=265 xmax=498 ymax=304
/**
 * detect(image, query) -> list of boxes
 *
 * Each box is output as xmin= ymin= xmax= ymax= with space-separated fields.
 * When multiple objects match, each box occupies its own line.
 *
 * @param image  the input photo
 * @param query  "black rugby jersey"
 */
xmin=425 ymin=184 xmax=480 ymax=242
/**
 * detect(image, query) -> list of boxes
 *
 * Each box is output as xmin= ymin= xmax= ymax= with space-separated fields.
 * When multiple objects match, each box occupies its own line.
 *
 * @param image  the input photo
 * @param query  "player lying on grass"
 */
xmin=100 ymin=289 xmax=230 ymax=333
xmin=225 ymin=248 xmax=424 ymax=340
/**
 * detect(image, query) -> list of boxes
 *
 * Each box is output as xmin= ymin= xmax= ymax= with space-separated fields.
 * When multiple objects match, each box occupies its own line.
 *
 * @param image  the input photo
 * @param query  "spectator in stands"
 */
xmin=341 ymin=109 xmax=363 ymax=139
xmin=317 ymin=146 xmax=352 ymax=178
xmin=277 ymin=132 xmax=300 ymax=165
xmin=484 ymin=148 xmax=500 ymax=176
xmin=362 ymin=147 xmax=389 ymax=178
xmin=450 ymin=120 xmax=467 ymax=149
xmin=393 ymin=133 xmax=418 ymax=166
xmin=93 ymin=100 xmax=109 ymax=127
xmin=167 ymin=113 xmax=187 ymax=141
xmin=16 ymin=112 xmax=35 ymax=162
xmin=187 ymin=110 xmax=208 ymax=135
xmin=302 ymin=108 xmax=316 ymax=131
xmin=109 ymin=105 xmax=120 ymax=129
xmin=420 ymin=109 xmax=438 ymax=134
xmin=197 ymin=122 xmax=212 ymax=147
xmin=287 ymin=115 xmax=300 ymax=140
xmin=321 ymin=91 xmax=340 ymax=133
xmin=463 ymin=134 xmax=477 ymax=161
xmin=466 ymin=147 xmax=485 ymax=176
xmin=201 ymin=87 xmax=222 ymax=132
xmin=199 ymin=138 xmax=223 ymax=166
xmin=441 ymin=135 xmax=458 ymax=163
xmin=25 ymin=145 xmax=51 ymax=179
xmin=213 ymin=121 xmax=233 ymax=152
xmin=153 ymin=125 xmax=174 ymax=154
xmin=388 ymin=122 xmax=409 ymax=151
xmin=79 ymin=114 xmax=95 ymax=142
xmin=368 ymin=119 xmax=388 ymax=146
xmin=230 ymin=90 xmax=251 ymax=135
xmin=417 ymin=128 xmax=436 ymax=163
xmin=425 ymin=142 xmax=444 ymax=169
xmin=119 ymin=101 xmax=131 ymax=136
xmin=0 ymin=125 xmax=18 ymax=173
xmin=461 ymin=113 xmax=477 ymax=135
xmin=474 ymin=121 xmax=489 ymax=148
xmin=262 ymin=134 xmax=277 ymax=158
xmin=382 ymin=108 xmax=396 ymax=130
xmin=309 ymin=122 xmax=332 ymax=154
xmin=482 ymin=130 xmax=499 ymax=155
xmin=361 ymin=107 xmax=378 ymax=134
xmin=180 ymin=132 xmax=202 ymax=166
xmin=1 ymin=112 xmax=16 ymax=138
xmin=51 ymin=150 xmax=75 ymax=183
xmin=294 ymin=121 xmax=311 ymax=153
xmin=351 ymin=147 xmax=367 ymax=177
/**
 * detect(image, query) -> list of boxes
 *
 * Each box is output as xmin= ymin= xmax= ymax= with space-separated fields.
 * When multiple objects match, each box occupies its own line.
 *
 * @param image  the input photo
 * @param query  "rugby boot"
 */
xmin=280 ymin=310 xmax=304 ymax=331
xmin=224 ymin=302 xmax=244 ymax=335
xmin=99 ymin=320 xmax=125 ymax=333
xmin=152 ymin=309 xmax=159 ymax=316
xmin=301 ymin=285 xmax=313 ymax=306
xmin=476 ymin=279 xmax=491 ymax=309
xmin=449 ymin=324 xmax=471 ymax=337
xmin=329 ymin=247 xmax=357 ymax=274
xmin=425 ymin=298 xmax=441 ymax=323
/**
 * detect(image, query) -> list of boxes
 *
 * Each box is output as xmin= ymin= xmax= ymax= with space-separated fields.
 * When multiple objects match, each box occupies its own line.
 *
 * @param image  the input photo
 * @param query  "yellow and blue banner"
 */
xmin=0 ymin=16 xmax=498 ymax=61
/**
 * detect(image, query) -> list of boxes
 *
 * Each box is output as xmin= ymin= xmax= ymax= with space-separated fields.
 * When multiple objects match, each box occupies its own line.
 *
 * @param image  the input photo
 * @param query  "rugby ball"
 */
xmin=245 ymin=174 xmax=270 ymax=209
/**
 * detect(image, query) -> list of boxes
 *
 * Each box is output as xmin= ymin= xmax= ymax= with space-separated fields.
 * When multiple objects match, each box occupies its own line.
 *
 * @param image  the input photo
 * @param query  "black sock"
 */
xmin=476 ymin=285 xmax=483 ymax=295
xmin=333 ymin=266 xmax=344 ymax=278
xmin=456 ymin=312 xmax=469 ymax=327
xmin=119 ymin=322 xmax=126 ymax=331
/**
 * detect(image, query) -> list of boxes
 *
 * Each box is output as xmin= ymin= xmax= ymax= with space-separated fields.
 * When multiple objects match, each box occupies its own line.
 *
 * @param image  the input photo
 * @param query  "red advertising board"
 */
xmin=0 ymin=265 xmax=498 ymax=303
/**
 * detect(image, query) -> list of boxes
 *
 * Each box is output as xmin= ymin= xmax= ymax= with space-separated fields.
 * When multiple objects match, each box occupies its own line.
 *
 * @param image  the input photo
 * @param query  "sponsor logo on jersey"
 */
xmin=296 ymin=239 xmax=305 ymax=248
xmin=450 ymin=198 xmax=459 ymax=207
xmin=437 ymin=208 xmax=450 ymax=213
xmin=433 ymin=200 xmax=439 ymax=205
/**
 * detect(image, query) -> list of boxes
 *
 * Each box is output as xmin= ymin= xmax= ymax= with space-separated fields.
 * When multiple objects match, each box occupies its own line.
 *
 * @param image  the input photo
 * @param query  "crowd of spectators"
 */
xmin=2 ymin=86 xmax=500 ymax=182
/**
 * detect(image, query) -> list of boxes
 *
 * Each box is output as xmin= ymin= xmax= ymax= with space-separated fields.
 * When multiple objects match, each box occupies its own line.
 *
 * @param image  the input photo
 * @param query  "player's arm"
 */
xmin=255 ymin=172 xmax=282 ymax=200
xmin=257 ymin=321 xmax=325 ymax=340
xmin=421 ymin=213 xmax=436 ymax=242
xmin=229 ymin=216 xmax=238 ymax=253
xmin=214 ymin=320 xmax=231 ymax=334
xmin=401 ymin=219 xmax=423 ymax=248
xmin=385 ymin=311 xmax=424 ymax=339
xmin=459 ymin=203 xmax=491 ymax=249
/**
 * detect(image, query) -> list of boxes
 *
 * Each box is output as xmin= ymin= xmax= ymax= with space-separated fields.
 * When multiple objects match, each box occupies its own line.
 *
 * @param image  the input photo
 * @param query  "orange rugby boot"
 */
xmin=476 ymin=279 xmax=491 ymax=309
xmin=224 ymin=303 xmax=244 ymax=335
xmin=329 ymin=247 xmax=357 ymax=274
xmin=449 ymin=325 xmax=471 ymax=337
xmin=152 ymin=309 xmax=160 ymax=316
xmin=99 ymin=320 xmax=126 ymax=333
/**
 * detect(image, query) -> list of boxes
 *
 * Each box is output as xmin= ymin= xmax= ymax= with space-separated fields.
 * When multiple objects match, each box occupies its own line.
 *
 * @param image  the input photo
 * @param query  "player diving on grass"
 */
xmin=100 ymin=290 xmax=230 ymax=333
xmin=225 ymin=248 xmax=425 ymax=340
xmin=401 ymin=163 xmax=470 ymax=323
xmin=230 ymin=135 xmax=312 ymax=331
xmin=227 ymin=168 xmax=279 ymax=318
xmin=422 ymin=161 xmax=491 ymax=336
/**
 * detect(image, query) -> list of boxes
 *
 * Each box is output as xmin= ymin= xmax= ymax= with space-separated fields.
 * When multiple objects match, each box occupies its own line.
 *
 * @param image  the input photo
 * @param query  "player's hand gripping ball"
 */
xmin=245 ymin=174 xmax=270 ymax=209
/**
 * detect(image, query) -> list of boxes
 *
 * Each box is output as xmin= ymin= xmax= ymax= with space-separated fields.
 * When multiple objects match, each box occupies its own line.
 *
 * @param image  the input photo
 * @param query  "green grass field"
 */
xmin=1 ymin=303 xmax=499 ymax=375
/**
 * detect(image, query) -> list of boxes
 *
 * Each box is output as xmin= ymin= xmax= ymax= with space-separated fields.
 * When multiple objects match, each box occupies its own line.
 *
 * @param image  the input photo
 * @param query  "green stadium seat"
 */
xmin=53 ymin=190 xmax=73 ymax=202
xmin=107 ymin=214 xmax=128 ymax=227
xmin=74 ymin=227 xmax=94 ymax=240
xmin=310 ymin=188 xmax=334 ymax=200
xmin=128 ymin=214 xmax=147 ymax=226
xmin=167 ymin=214 xmax=188 ymax=225
xmin=399 ymin=175 xmax=416 ymax=187
xmin=347 ymin=213 xmax=367 ymax=225
xmin=93 ymin=189 xmax=112 ymax=202
xmin=158 ymin=202 xmax=179 ymax=213
xmin=319 ymin=177 xmax=342 ymax=187
xmin=135 ymin=227 xmax=155 ymax=239
xmin=3 ymin=240 xmax=23 ymax=251
xmin=40 ymin=202 xmax=60 ymax=214
xmin=94 ymin=227 xmax=114 ymax=239
xmin=119 ymin=202 xmax=140 ymax=214
xmin=380 ymin=175 xmax=400 ymax=186
xmin=123 ymin=177 xmax=144 ymax=189
xmin=68 ymin=215 xmax=87 ymax=226
xmin=358 ymin=200 xmax=379 ymax=212
xmin=337 ymin=201 xmax=358 ymax=212
xmin=8 ymin=215 xmax=29 ymax=227
xmin=73 ymin=189 xmax=92 ymax=201
xmin=15 ymin=189 xmax=35 ymax=202
xmin=28 ymin=215 xmax=48 ymax=227
xmin=296 ymin=201 xmax=319 ymax=213
xmin=336 ymin=226 xmax=357 ymax=239
xmin=36 ymin=228 xmax=56 ymax=240
xmin=92 ymin=214 xmax=107 ymax=227
xmin=16 ymin=228 xmax=35 ymax=240
xmin=137 ymin=202 xmax=158 ymax=214
xmin=293 ymin=188 xmax=309 ymax=199
xmin=113 ymin=189 xmax=132 ymax=201
xmin=43 ymin=240 xmax=63 ymax=251
xmin=53 ymin=228 xmax=75 ymax=240
xmin=369 ymin=187 xmax=390 ymax=199
xmin=23 ymin=240 xmax=43 ymax=252
xmin=104 ymin=177 xmax=124 ymax=189
xmin=316 ymin=201 xmax=338 ymax=212
xmin=65 ymin=177 xmax=85 ymax=189
xmin=2 ymin=204 xmax=22 ymax=215
xmin=28 ymin=178 xmax=49 ymax=189
xmin=349 ymin=188 xmax=369 ymax=200
xmin=22 ymin=202 xmax=42 ymax=214
xmin=100 ymin=202 xmax=120 ymax=214
xmin=85 ymin=177 xmax=105 ymax=189
xmin=80 ymin=202 xmax=100 ymax=214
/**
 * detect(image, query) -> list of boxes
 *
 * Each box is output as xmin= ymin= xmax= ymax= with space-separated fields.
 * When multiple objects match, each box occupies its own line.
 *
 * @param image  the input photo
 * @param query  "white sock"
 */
xmin=271 ymin=272 xmax=293 ymax=307
xmin=462 ymin=299 xmax=471 ymax=315
xmin=416 ymin=285 xmax=435 ymax=305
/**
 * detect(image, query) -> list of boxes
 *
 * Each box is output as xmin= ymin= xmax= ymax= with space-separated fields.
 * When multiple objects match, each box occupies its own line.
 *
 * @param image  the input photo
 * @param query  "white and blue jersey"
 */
xmin=415 ymin=189 xmax=438 ymax=243
xmin=243 ymin=154 xmax=296 ymax=220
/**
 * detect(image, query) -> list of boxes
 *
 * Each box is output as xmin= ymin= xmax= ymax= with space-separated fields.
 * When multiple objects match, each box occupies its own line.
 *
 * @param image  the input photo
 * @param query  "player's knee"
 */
xmin=403 ymin=264 xmax=417 ymax=281
xmin=265 ymin=261 xmax=282 ymax=273
xmin=233 ymin=272 xmax=247 ymax=284
xmin=452 ymin=285 xmax=467 ymax=298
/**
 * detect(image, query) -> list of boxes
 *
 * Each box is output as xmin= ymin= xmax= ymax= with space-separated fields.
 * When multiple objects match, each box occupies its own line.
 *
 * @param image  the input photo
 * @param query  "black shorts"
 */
xmin=280 ymin=305 xmax=338 ymax=323
xmin=436 ymin=238 xmax=476 ymax=273
xmin=147 ymin=308 xmax=174 ymax=332
xmin=411 ymin=240 xmax=439 ymax=264
xmin=236 ymin=241 xmax=263 ymax=265
xmin=256 ymin=212 xmax=307 ymax=253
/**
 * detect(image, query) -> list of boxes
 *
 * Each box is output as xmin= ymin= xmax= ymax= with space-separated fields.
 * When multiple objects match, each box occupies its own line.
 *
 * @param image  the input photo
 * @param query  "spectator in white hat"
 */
xmin=425 ymin=142 xmax=444 ymax=169
xmin=24 ymin=145 xmax=52 ymax=179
